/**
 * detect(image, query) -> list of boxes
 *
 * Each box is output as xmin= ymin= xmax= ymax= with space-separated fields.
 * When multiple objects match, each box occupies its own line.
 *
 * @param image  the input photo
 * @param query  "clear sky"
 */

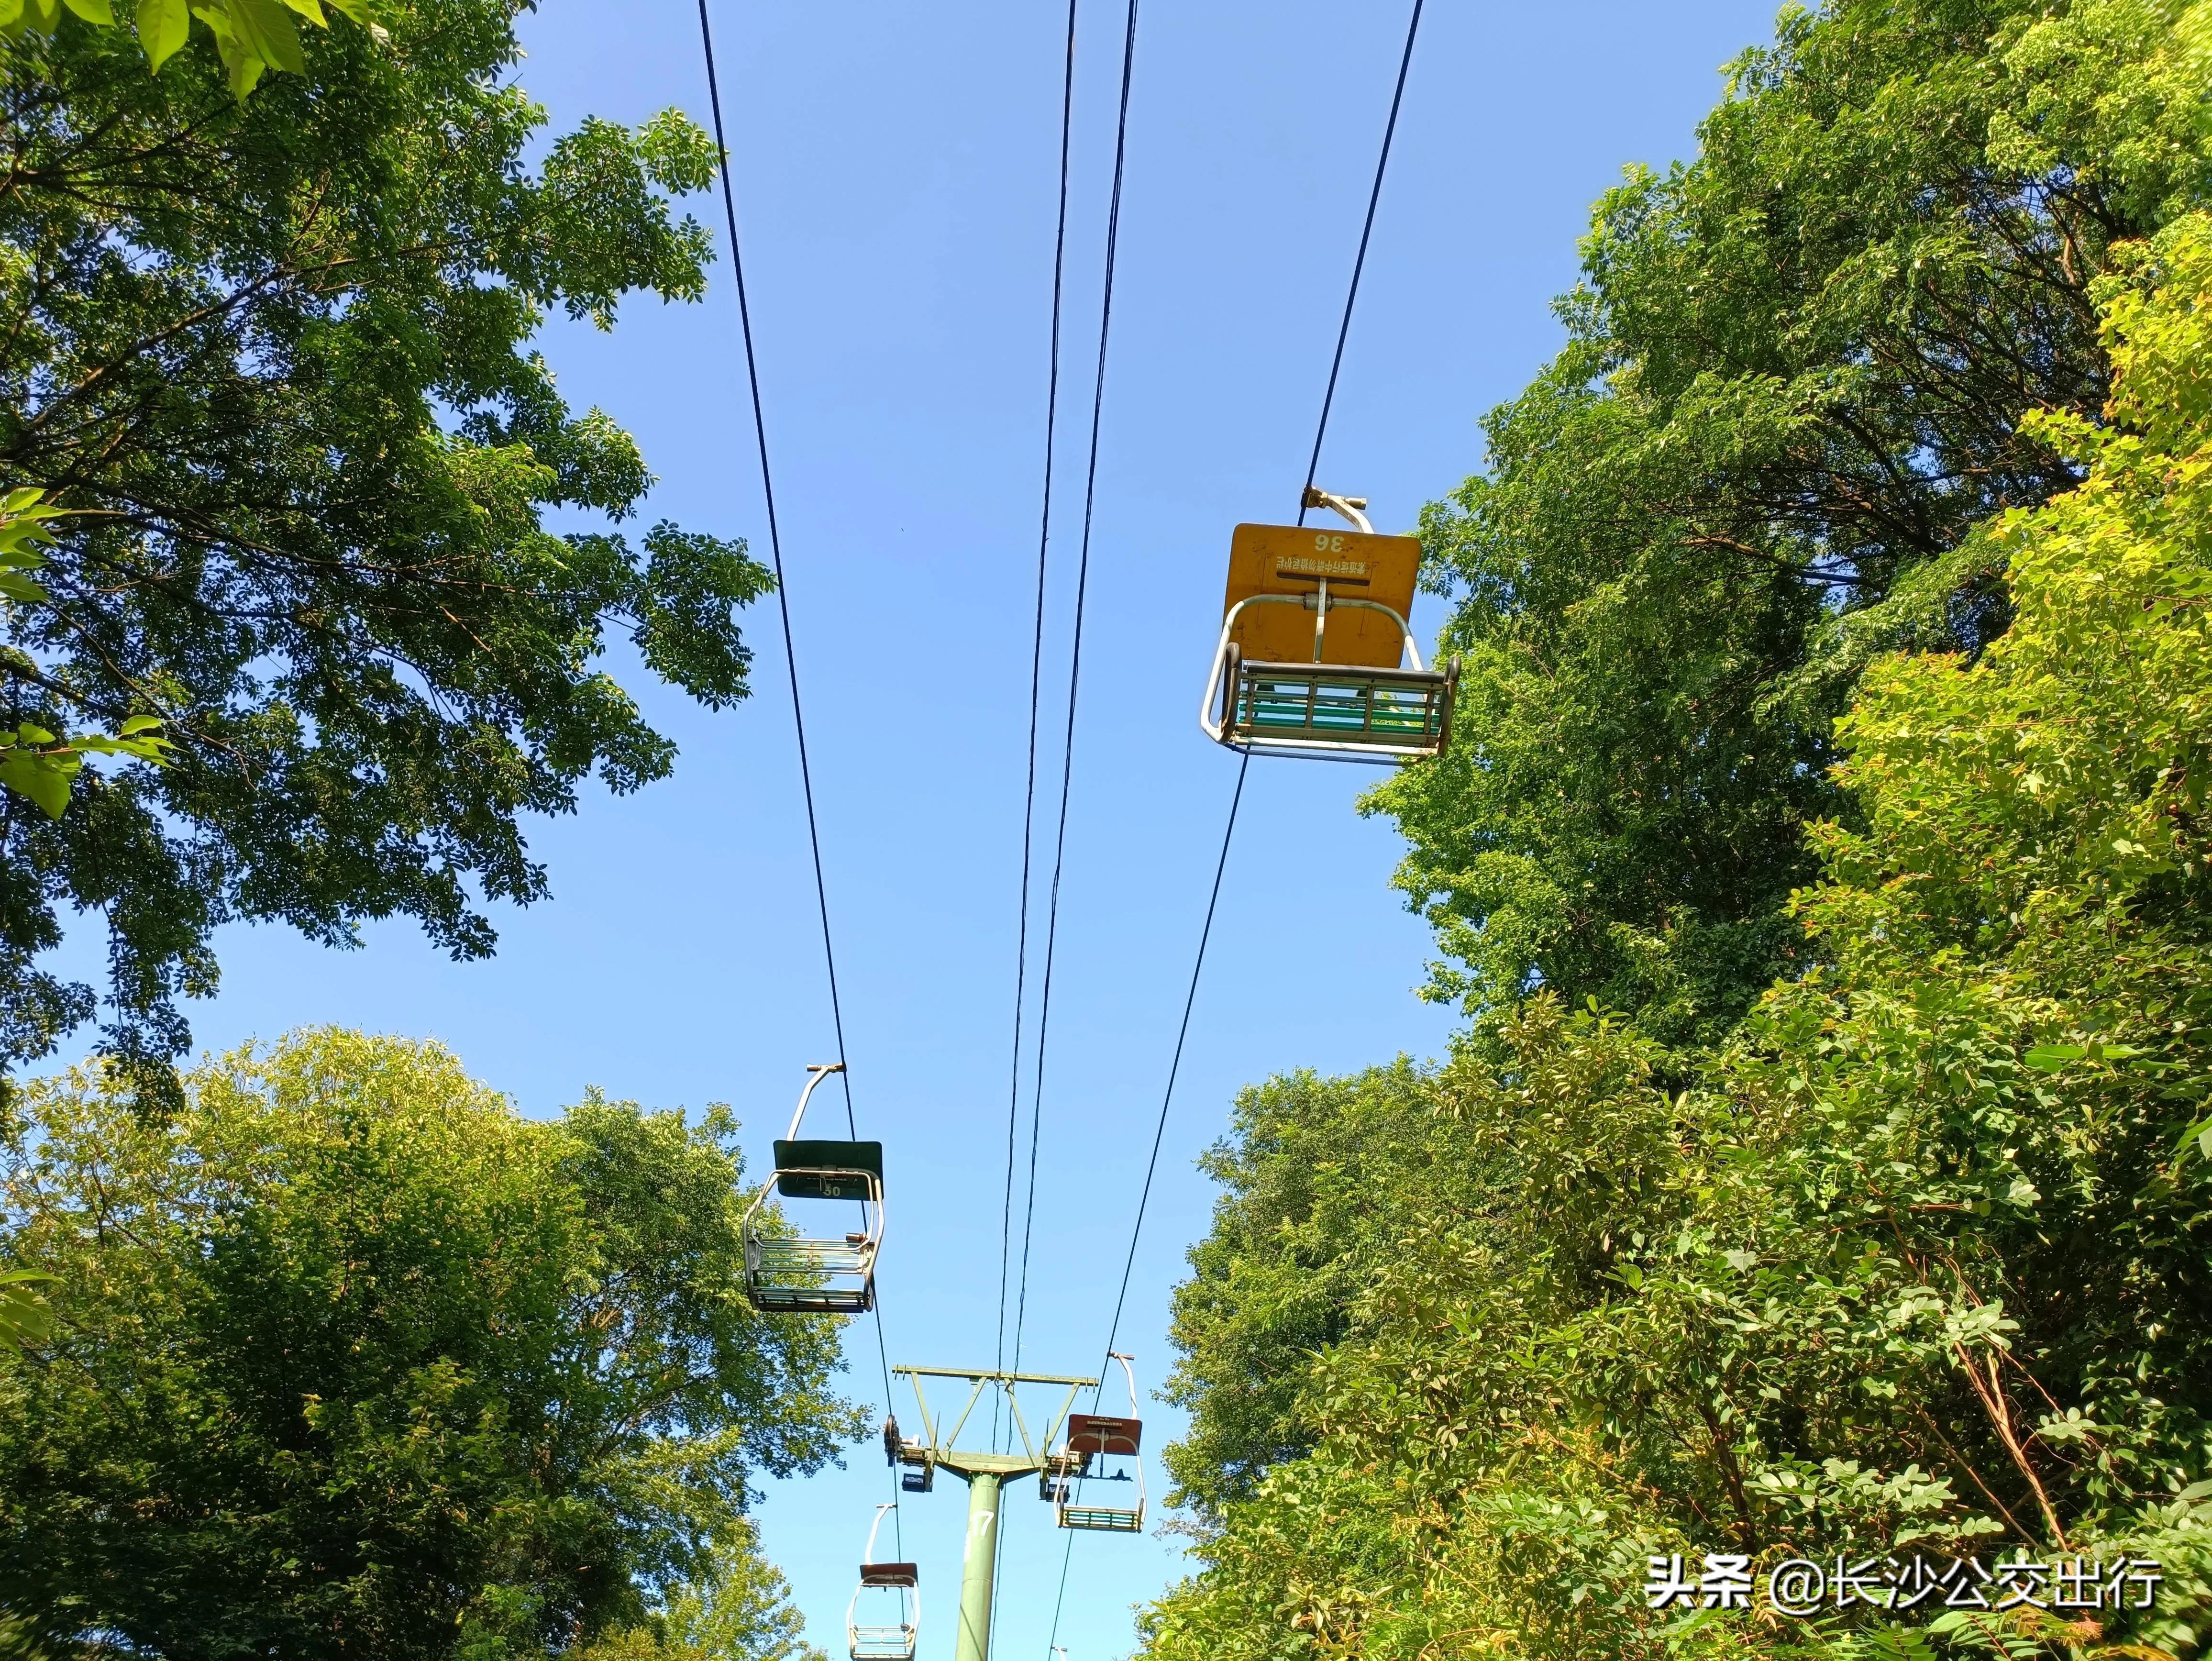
xmin=53 ymin=0 xmax=1785 ymax=1655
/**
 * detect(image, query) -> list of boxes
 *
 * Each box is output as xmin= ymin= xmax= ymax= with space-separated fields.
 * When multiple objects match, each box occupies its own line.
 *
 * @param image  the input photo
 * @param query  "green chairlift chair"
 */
xmin=741 ymin=1063 xmax=883 ymax=1314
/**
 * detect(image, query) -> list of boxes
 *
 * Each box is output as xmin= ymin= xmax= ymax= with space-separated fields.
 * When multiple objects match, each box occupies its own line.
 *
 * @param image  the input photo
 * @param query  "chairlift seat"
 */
xmin=849 ymin=1502 xmax=919 ymax=1661
xmin=774 ymin=1139 xmax=884 ymax=1201
xmin=1199 ymin=518 xmax=1458 ymax=763
xmin=1064 ymin=1414 xmax=1142 ymax=1458
xmin=742 ymin=1235 xmax=877 ymax=1314
xmin=1220 ymin=652 xmax=1455 ymax=761
xmin=1055 ymin=1401 xmax=1147 ymax=1533
xmin=741 ymin=1136 xmax=883 ymax=1315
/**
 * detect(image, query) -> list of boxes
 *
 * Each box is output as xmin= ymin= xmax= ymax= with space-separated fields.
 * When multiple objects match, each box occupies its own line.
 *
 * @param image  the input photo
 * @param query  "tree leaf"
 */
xmin=63 ymin=0 xmax=115 ymax=23
xmin=219 ymin=0 xmax=304 ymax=73
xmin=0 ymin=746 xmax=75 ymax=818
xmin=135 ymin=0 xmax=187 ymax=66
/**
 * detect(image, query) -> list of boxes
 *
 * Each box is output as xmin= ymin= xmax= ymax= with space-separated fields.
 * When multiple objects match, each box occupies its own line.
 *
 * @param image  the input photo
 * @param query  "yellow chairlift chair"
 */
xmin=1199 ymin=487 xmax=1457 ymax=762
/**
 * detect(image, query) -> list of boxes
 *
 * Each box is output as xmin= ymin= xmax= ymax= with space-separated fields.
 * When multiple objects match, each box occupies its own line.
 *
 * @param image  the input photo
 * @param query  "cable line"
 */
xmin=1044 ymin=1 xmax=1424 ymax=1644
xmin=1042 ymin=751 xmax=1249 ymax=1654
xmin=692 ymin=0 xmax=900 ymax=1552
xmin=1298 ymin=0 xmax=1424 ymax=527
xmin=996 ymin=0 xmax=1083 ymax=1436
xmin=1010 ymin=0 xmax=1146 ymax=1386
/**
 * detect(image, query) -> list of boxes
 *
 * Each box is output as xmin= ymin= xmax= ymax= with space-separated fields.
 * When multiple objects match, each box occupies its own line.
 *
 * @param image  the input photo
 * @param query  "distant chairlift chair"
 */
xmin=1048 ymin=1352 xmax=1147 ymax=1533
xmin=741 ymin=1063 xmax=884 ymax=1314
xmin=847 ymin=1504 xmax=919 ymax=1661
xmin=1199 ymin=487 xmax=1458 ymax=763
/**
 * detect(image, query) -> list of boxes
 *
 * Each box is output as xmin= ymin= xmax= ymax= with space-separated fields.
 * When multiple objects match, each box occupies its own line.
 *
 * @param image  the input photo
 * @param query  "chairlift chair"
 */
xmin=1199 ymin=488 xmax=1458 ymax=763
xmin=1053 ymin=1353 xmax=1147 ymax=1533
xmin=847 ymin=1504 xmax=919 ymax=1661
xmin=741 ymin=1063 xmax=884 ymax=1314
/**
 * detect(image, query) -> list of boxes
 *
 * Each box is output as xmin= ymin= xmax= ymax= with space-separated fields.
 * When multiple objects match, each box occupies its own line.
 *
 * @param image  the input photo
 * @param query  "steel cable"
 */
xmin=1009 ymin=0 xmax=1145 ymax=1381
xmin=997 ymin=0 xmax=1084 ymax=1446
xmin=693 ymin=0 xmax=902 ymax=1553
xmin=1043 ymin=0 xmax=1425 ymax=1644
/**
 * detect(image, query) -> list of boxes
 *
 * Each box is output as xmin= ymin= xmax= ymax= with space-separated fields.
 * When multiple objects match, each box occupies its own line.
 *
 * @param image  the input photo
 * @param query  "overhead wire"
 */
xmin=1009 ymin=0 xmax=1146 ymax=1383
xmin=1298 ymin=0 xmax=1424 ymax=526
xmin=1042 ymin=1 xmax=1426 ymax=1647
xmin=996 ymin=0 xmax=1084 ymax=1445
xmin=692 ymin=0 xmax=902 ymax=1555
xmin=1041 ymin=750 xmax=1248 ymax=1655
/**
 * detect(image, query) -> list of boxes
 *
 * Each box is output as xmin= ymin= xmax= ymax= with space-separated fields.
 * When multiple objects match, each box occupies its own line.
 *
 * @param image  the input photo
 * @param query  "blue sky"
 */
xmin=54 ymin=0 xmax=1784 ymax=1654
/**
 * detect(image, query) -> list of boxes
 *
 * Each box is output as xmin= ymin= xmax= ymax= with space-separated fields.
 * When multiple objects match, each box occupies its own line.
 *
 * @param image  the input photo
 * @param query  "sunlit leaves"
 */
xmin=1150 ymin=22 xmax=2212 ymax=1660
xmin=1363 ymin=0 xmax=2212 ymax=1056
xmin=1 ymin=0 xmax=378 ymax=99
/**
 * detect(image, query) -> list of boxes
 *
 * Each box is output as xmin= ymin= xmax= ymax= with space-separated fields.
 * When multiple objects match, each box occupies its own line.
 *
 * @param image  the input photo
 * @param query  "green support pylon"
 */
xmin=887 ymin=1366 xmax=1097 ymax=1661
xmin=954 ymin=1470 xmax=1002 ymax=1661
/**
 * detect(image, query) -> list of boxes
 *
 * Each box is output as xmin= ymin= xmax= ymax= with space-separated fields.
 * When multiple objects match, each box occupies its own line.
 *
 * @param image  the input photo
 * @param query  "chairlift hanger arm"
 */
xmin=786 ymin=1061 xmax=847 ymax=1140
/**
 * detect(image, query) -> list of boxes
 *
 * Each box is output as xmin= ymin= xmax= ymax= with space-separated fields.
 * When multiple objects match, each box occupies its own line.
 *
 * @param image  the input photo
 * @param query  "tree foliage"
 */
xmin=1147 ymin=9 xmax=2212 ymax=1660
xmin=0 ymin=0 xmax=772 ymax=1101
xmin=1 ymin=0 xmax=380 ymax=102
xmin=1365 ymin=0 xmax=2212 ymax=1053
xmin=0 ymin=1028 xmax=859 ymax=1656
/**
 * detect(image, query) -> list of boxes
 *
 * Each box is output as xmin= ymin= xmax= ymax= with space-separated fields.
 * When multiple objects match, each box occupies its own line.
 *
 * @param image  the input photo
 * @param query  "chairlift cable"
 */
xmin=996 ymin=0 xmax=1083 ymax=1451
xmin=692 ymin=0 xmax=900 ymax=1553
xmin=1044 ymin=2 xmax=1423 ymax=1645
xmin=1010 ymin=0 xmax=1145 ymax=1386
xmin=1297 ymin=0 xmax=1424 ymax=528
xmin=1040 ymin=750 xmax=1247 ymax=1654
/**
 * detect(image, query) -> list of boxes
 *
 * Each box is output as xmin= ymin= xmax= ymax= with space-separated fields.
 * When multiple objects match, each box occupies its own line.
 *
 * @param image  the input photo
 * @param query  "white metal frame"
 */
xmin=740 ymin=1063 xmax=884 ymax=1314
xmin=1054 ymin=1352 xmax=1147 ymax=1533
xmin=847 ymin=1504 xmax=918 ymax=1661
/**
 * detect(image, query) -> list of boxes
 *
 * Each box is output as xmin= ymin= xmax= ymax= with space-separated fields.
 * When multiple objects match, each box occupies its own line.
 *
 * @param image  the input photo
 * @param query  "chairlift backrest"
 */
xmin=773 ymin=1139 xmax=884 ymax=1201
xmin=860 ymin=1562 xmax=919 ymax=1588
xmin=1221 ymin=523 xmax=1422 ymax=667
xmin=1064 ymin=1414 xmax=1141 ymax=1459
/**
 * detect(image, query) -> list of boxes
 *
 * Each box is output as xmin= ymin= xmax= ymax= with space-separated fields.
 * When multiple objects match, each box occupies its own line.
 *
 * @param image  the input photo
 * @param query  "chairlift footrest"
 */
xmin=1056 ymin=1505 xmax=1144 ymax=1532
xmin=1225 ymin=658 xmax=1455 ymax=759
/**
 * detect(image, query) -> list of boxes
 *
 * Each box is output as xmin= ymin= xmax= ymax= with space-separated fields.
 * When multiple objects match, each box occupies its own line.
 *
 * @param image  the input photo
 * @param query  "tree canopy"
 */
xmin=0 ymin=0 xmax=771 ymax=1102
xmin=1148 ymin=3 xmax=2212 ymax=1658
xmin=1365 ymin=0 xmax=2212 ymax=1054
xmin=0 ymin=1028 xmax=859 ymax=1656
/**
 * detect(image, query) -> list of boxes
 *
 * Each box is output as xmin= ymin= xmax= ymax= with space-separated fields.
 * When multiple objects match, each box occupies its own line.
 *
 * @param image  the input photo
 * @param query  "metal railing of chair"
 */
xmin=1226 ymin=660 xmax=1451 ymax=757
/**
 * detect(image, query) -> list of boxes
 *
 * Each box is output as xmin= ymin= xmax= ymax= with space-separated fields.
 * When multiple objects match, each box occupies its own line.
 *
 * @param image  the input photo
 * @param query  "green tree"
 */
xmin=0 ymin=0 xmax=772 ymax=1101
xmin=0 ymin=1028 xmax=861 ymax=1655
xmin=2 ymin=0 xmax=379 ymax=102
xmin=1366 ymin=0 xmax=2212 ymax=1054
xmin=1142 ymin=204 xmax=2212 ymax=1661
xmin=578 ymin=1526 xmax=827 ymax=1661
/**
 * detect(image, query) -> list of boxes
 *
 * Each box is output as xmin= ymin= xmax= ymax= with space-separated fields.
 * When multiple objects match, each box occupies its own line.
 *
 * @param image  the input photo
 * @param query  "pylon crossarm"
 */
xmin=940 ymin=1375 xmax=992 ymax=1456
xmin=890 ymin=1366 xmax=1099 ymax=1476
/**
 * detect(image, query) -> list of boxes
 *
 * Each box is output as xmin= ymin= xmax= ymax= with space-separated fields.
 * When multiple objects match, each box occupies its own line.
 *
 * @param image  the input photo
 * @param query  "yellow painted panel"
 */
xmin=1221 ymin=523 xmax=1421 ymax=669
